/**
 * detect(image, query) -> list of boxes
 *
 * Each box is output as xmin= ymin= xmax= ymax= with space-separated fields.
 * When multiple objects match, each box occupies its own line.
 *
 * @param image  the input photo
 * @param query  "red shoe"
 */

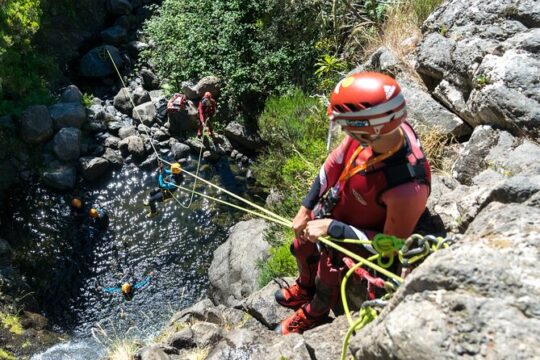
xmin=274 ymin=282 xmax=314 ymax=309
xmin=274 ymin=306 xmax=325 ymax=335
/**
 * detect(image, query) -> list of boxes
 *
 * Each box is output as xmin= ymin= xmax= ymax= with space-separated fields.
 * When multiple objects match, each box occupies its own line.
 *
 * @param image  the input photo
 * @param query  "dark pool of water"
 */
xmin=3 ymin=156 xmax=260 ymax=347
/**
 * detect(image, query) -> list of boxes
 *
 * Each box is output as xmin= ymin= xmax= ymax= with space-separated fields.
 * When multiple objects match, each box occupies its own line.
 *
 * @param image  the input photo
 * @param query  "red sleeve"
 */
xmin=320 ymin=136 xmax=352 ymax=196
xmin=198 ymin=102 xmax=205 ymax=122
xmin=381 ymin=182 xmax=429 ymax=239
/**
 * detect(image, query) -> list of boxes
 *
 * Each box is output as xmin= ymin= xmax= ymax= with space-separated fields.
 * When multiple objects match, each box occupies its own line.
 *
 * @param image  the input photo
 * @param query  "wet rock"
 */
xmin=79 ymin=156 xmax=111 ymax=181
xmin=238 ymin=279 xmax=294 ymax=329
xmin=20 ymin=105 xmax=53 ymax=144
xmin=107 ymin=0 xmax=132 ymax=15
xmin=139 ymin=152 xmax=159 ymax=170
xmin=113 ymin=88 xmax=133 ymax=115
xmin=152 ymin=129 xmax=169 ymax=142
xmin=79 ymin=45 xmax=123 ymax=78
xmin=118 ymin=125 xmax=138 ymax=139
xmin=171 ymin=142 xmax=191 ymax=160
xmin=203 ymin=150 xmax=220 ymax=162
xmin=132 ymin=101 xmax=156 ymax=126
xmin=106 ymin=121 xmax=124 ymax=135
xmin=141 ymin=68 xmax=160 ymax=90
xmin=192 ymin=76 xmax=221 ymax=98
xmin=102 ymin=148 xmax=123 ymax=168
xmin=208 ymin=219 xmax=270 ymax=306
xmin=101 ymin=25 xmax=127 ymax=46
xmin=53 ymin=127 xmax=81 ymax=162
xmin=42 ymin=162 xmax=76 ymax=190
xmin=60 ymin=85 xmax=83 ymax=103
xmin=119 ymin=135 xmax=146 ymax=158
xmin=49 ymin=102 xmax=86 ymax=130
xmin=103 ymin=136 xmax=121 ymax=149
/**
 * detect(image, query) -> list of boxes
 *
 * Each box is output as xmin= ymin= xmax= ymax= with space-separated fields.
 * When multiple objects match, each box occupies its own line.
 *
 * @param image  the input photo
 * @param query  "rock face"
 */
xmin=79 ymin=45 xmax=122 ymax=78
xmin=224 ymin=122 xmax=265 ymax=152
xmin=416 ymin=0 xmax=540 ymax=137
xmin=350 ymin=202 xmax=540 ymax=360
xmin=208 ymin=219 xmax=270 ymax=306
xmin=20 ymin=105 xmax=53 ymax=144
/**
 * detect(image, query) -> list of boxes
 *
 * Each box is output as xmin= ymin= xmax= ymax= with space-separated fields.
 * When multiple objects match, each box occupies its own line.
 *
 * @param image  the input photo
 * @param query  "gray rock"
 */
xmin=351 ymin=202 xmax=540 ymax=360
xmin=118 ymin=125 xmax=138 ymax=139
xmin=60 ymin=85 xmax=83 ymax=103
xmin=224 ymin=122 xmax=265 ymax=152
xmin=152 ymin=130 xmax=169 ymax=142
xmin=113 ymin=88 xmax=133 ymax=115
xmin=167 ymin=328 xmax=195 ymax=349
xmin=119 ymin=135 xmax=146 ymax=158
xmin=208 ymin=219 xmax=270 ymax=306
xmin=415 ymin=0 xmax=540 ymax=137
xmin=107 ymin=0 xmax=132 ymax=15
xmin=203 ymin=150 xmax=220 ymax=162
xmin=141 ymin=68 xmax=160 ymax=90
xmin=42 ymin=163 xmax=76 ymax=190
xmin=132 ymin=101 xmax=156 ymax=126
xmin=192 ymin=76 xmax=221 ymax=98
xmin=451 ymin=125 xmax=499 ymax=185
xmin=53 ymin=128 xmax=81 ymax=162
xmin=168 ymin=101 xmax=199 ymax=136
xmin=398 ymin=74 xmax=472 ymax=138
xmin=79 ymin=156 xmax=111 ymax=181
xmin=103 ymin=136 xmax=121 ymax=149
xmin=102 ymin=148 xmax=123 ymax=168
xmin=133 ymin=87 xmax=151 ymax=106
xmin=180 ymin=81 xmax=198 ymax=100
xmin=191 ymin=322 xmax=223 ymax=348
xmin=79 ymin=45 xmax=123 ymax=78
xmin=485 ymin=175 xmax=540 ymax=204
xmin=238 ymin=279 xmax=294 ymax=329
xmin=136 ymin=345 xmax=170 ymax=360
xmin=139 ymin=152 xmax=159 ymax=170
xmin=101 ymin=25 xmax=127 ymax=46
xmin=303 ymin=315 xmax=350 ymax=360
xmin=107 ymin=121 xmax=124 ymax=135
xmin=170 ymin=142 xmax=191 ymax=160
xmin=20 ymin=105 xmax=53 ymax=144
xmin=49 ymin=102 xmax=86 ymax=130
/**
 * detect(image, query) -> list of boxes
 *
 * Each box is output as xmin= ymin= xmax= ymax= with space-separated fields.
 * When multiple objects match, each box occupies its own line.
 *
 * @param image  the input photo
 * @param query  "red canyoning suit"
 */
xmin=295 ymin=122 xmax=431 ymax=316
xmin=198 ymin=96 xmax=217 ymax=136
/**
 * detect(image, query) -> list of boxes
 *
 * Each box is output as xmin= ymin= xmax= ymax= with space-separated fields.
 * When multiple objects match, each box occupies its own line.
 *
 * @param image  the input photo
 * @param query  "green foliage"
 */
xmin=0 ymin=312 xmax=23 ymax=336
xmin=476 ymin=73 xmax=489 ymax=88
xmin=257 ymin=233 xmax=297 ymax=288
xmin=143 ymin=0 xmax=321 ymax=123
xmin=314 ymin=53 xmax=347 ymax=92
xmin=0 ymin=348 xmax=17 ymax=360
xmin=364 ymin=0 xmax=390 ymax=23
xmin=253 ymin=89 xmax=328 ymax=216
xmin=81 ymin=93 xmax=93 ymax=108
xmin=0 ymin=0 xmax=56 ymax=116
xmin=408 ymin=0 xmax=445 ymax=25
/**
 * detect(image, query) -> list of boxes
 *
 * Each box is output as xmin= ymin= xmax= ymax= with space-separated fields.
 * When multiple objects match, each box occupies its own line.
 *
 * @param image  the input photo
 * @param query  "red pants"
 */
xmin=292 ymin=237 xmax=373 ymax=317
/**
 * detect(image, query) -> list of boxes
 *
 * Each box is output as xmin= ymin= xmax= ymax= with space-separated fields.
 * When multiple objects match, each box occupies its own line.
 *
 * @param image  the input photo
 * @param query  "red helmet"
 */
xmin=328 ymin=72 xmax=406 ymax=136
xmin=204 ymin=91 xmax=212 ymax=98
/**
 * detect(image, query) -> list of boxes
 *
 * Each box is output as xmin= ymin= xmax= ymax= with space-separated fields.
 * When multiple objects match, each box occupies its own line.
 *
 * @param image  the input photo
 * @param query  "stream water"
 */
xmin=3 ymin=156 xmax=257 ymax=359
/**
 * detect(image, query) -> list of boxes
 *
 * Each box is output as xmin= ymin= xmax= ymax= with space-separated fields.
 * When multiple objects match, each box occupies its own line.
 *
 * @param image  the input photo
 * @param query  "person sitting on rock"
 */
xmin=274 ymin=72 xmax=431 ymax=335
xmin=197 ymin=91 xmax=217 ymax=137
xmin=143 ymin=162 xmax=183 ymax=218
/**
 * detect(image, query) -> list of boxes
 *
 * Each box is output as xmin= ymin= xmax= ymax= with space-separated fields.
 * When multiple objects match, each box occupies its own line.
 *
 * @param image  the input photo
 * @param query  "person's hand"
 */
xmin=292 ymin=206 xmax=311 ymax=242
xmin=304 ymin=219 xmax=333 ymax=243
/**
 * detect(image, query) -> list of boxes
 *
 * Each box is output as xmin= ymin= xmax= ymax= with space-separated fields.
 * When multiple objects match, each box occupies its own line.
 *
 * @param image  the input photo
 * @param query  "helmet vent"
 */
xmin=345 ymin=103 xmax=359 ymax=112
xmin=360 ymin=102 xmax=372 ymax=108
xmin=334 ymin=105 xmax=347 ymax=113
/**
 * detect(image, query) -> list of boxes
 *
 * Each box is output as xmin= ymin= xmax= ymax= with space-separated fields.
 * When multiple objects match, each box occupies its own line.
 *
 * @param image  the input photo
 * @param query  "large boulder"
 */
xmin=79 ymin=156 xmax=111 ymax=181
xmin=53 ymin=127 xmax=81 ymax=162
xmin=41 ymin=162 xmax=77 ymax=190
xmin=208 ymin=219 xmax=270 ymax=306
xmin=79 ymin=45 xmax=123 ymax=78
xmin=168 ymin=102 xmax=199 ymax=136
xmin=350 ymin=202 xmax=540 ymax=360
xmin=170 ymin=142 xmax=191 ymax=160
xmin=60 ymin=85 xmax=83 ymax=103
xmin=49 ymin=103 xmax=86 ymax=130
xmin=192 ymin=76 xmax=221 ymax=98
xmin=100 ymin=25 xmax=127 ymax=46
xmin=118 ymin=135 xmax=146 ymax=158
xmin=224 ymin=122 xmax=265 ymax=152
xmin=133 ymin=87 xmax=151 ymax=106
xmin=141 ymin=68 xmax=160 ymax=91
xmin=118 ymin=125 xmax=138 ymax=139
xmin=132 ymin=101 xmax=156 ymax=126
xmin=416 ymin=0 xmax=540 ymax=137
xmin=19 ymin=105 xmax=53 ymax=144
xmin=113 ymin=88 xmax=133 ymax=115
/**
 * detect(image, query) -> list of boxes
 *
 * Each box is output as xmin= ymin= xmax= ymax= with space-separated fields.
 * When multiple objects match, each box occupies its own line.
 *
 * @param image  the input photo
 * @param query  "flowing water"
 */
xmin=3 ymin=156 xmax=258 ymax=359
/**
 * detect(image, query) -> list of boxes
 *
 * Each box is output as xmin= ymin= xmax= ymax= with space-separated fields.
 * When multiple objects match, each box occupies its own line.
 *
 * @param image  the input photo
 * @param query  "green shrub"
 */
xmin=257 ymin=230 xmax=297 ymax=288
xmin=143 ymin=0 xmax=321 ymax=123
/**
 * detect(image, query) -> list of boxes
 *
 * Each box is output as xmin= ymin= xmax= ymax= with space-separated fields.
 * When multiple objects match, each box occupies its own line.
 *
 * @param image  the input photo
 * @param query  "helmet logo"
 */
xmin=384 ymin=85 xmax=396 ymax=100
xmin=334 ymin=76 xmax=355 ymax=94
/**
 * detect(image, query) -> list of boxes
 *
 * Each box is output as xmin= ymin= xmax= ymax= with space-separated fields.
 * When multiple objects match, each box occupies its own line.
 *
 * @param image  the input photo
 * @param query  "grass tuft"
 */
xmin=106 ymin=339 xmax=139 ymax=360
xmin=415 ymin=124 xmax=454 ymax=175
xmin=0 ymin=312 xmax=24 ymax=336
